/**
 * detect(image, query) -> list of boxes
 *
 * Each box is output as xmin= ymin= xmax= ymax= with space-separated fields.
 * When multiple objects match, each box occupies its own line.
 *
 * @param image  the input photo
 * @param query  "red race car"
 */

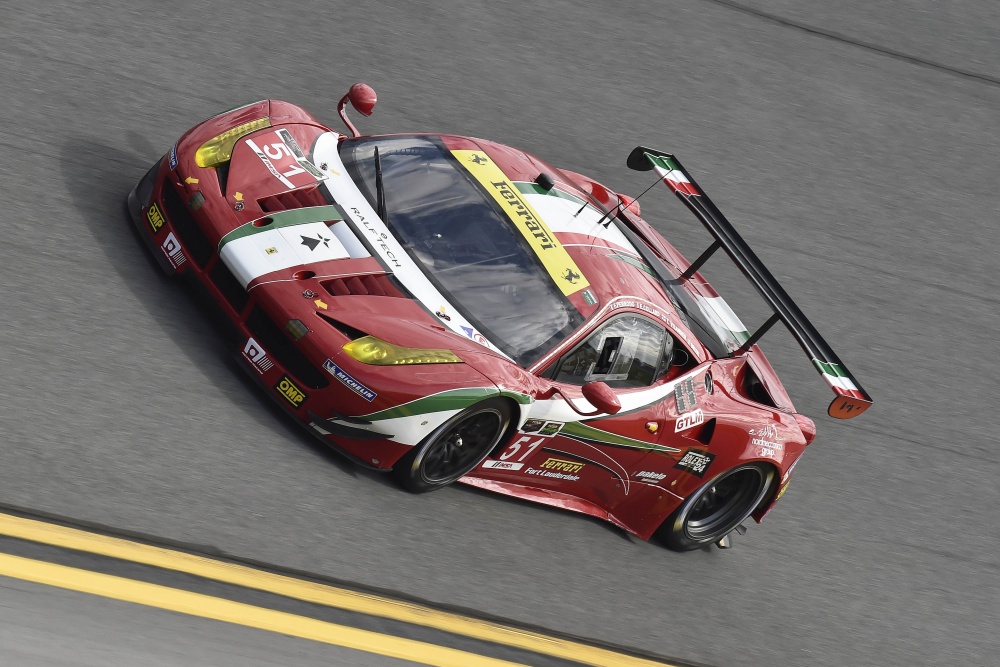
xmin=127 ymin=84 xmax=871 ymax=550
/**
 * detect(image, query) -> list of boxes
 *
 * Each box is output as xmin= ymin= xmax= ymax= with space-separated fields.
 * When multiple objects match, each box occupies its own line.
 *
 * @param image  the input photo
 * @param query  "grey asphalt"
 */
xmin=0 ymin=2 xmax=996 ymax=666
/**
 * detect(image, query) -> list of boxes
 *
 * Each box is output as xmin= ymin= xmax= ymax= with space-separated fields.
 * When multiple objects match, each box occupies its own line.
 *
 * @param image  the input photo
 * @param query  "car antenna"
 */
xmin=374 ymin=145 xmax=387 ymax=223
xmin=592 ymin=171 xmax=664 ymax=228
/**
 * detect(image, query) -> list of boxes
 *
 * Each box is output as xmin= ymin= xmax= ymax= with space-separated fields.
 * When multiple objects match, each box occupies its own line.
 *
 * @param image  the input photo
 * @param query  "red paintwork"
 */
xmin=130 ymin=99 xmax=817 ymax=542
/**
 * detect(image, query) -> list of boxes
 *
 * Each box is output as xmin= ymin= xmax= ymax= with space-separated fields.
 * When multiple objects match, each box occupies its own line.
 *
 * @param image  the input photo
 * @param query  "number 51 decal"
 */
xmin=499 ymin=436 xmax=545 ymax=462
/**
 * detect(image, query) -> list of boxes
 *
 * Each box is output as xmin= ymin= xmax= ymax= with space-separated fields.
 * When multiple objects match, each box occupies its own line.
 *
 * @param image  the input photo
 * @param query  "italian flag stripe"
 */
xmin=812 ymin=359 xmax=861 ymax=393
xmin=218 ymin=205 xmax=343 ymax=249
xmin=645 ymin=152 xmax=700 ymax=196
xmin=513 ymin=181 xmax=588 ymax=207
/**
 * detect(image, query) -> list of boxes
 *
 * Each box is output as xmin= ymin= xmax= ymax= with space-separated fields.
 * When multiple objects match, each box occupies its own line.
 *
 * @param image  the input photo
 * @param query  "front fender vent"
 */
xmin=323 ymin=273 xmax=404 ymax=298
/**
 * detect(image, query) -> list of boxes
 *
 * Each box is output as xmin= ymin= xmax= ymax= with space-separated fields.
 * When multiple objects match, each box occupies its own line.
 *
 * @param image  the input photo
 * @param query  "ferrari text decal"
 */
xmin=242 ymin=338 xmax=274 ymax=374
xmin=675 ymin=408 xmax=705 ymax=432
xmin=146 ymin=203 xmax=165 ymax=233
xmin=674 ymin=449 xmax=715 ymax=478
xmin=160 ymin=233 xmax=186 ymax=269
xmin=451 ymin=150 xmax=589 ymax=296
xmin=525 ymin=457 xmax=584 ymax=481
xmin=274 ymin=375 xmax=307 ymax=408
xmin=323 ymin=359 xmax=376 ymax=402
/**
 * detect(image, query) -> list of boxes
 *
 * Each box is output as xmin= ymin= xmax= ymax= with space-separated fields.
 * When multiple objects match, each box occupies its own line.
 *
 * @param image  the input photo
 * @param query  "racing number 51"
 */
xmin=262 ymin=141 xmax=307 ymax=179
xmin=499 ymin=436 xmax=544 ymax=462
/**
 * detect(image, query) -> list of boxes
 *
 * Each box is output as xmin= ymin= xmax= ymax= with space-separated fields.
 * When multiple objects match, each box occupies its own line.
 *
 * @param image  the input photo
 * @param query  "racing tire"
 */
xmin=657 ymin=463 xmax=776 ymax=551
xmin=392 ymin=398 xmax=514 ymax=493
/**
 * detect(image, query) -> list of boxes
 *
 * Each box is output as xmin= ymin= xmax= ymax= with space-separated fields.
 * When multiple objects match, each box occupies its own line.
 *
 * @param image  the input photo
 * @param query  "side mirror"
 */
xmin=582 ymin=381 xmax=622 ymax=415
xmin=338 ymin=83 xmax=377 ymax=137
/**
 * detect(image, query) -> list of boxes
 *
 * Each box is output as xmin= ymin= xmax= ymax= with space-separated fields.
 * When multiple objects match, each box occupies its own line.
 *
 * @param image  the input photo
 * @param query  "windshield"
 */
xmin=339 ymin=136 xmax=584 ymax=366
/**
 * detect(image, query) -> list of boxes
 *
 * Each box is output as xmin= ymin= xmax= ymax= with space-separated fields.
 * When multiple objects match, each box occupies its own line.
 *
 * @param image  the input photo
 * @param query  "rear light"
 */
xmin=195 ymin=117 xmax=271 ymax=167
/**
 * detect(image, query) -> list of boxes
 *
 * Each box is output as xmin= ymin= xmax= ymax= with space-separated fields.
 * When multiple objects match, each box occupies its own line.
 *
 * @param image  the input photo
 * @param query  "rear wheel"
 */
xmin=658 ymin=463 xmax=776 ymax=551
xmin=392 ymin=398 xmax=513 ymax=493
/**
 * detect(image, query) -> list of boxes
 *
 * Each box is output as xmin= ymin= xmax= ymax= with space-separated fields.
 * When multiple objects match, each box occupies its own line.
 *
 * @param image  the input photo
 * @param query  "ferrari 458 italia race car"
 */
xmin=127 ymin=84 xmax=871 ymax=550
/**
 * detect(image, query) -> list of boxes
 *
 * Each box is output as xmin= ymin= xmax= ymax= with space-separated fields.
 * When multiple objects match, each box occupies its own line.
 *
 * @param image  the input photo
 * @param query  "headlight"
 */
xmin=342 ymin=335 xmax=463 ymax=365
xmin=194 ymin=118 xmax=271 ymax=167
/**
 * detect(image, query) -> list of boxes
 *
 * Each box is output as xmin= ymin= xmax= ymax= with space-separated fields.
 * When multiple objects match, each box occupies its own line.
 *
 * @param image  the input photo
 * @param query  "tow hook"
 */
xmin=716 ymin=523 xmax=748 ymax=549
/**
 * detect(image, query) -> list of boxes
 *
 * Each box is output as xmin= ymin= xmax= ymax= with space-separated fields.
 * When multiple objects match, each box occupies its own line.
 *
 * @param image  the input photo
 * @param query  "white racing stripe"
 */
xmin=311 ymin=132 xmax=510 ymax=359
xmin=521 ymin=191 xmax=635 ymax=251
xmin=220 ymin=221 xmax=351 ymax=288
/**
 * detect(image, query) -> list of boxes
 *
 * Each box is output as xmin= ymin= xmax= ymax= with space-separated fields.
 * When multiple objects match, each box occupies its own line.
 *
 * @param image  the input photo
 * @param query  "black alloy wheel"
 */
xmin=658 ymin=463 xmax=776 ymax=551
xmin=393 ymin=398 xmax=513 ymax=493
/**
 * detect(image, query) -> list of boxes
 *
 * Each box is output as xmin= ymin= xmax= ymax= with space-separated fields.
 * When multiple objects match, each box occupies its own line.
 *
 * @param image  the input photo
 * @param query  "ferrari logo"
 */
xmin=470 ymin=154 xmax=488 ymax=165
xmin=562 ymin=268 xmax=581 ymax=284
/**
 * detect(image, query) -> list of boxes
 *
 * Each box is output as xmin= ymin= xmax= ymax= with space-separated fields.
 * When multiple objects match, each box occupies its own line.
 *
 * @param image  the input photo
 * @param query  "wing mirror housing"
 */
xmin=544 ymin=381 xmax=621 ymax=417
xmin=338 ymin=83 xmax=377 ymax=137
xmin=582 ymin=381 xmax=622 ymax=415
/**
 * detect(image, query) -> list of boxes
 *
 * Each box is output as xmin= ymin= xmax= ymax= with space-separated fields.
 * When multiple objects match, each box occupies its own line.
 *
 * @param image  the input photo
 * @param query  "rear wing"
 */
xmin=626 ymin=146 xmax=872 ymax=419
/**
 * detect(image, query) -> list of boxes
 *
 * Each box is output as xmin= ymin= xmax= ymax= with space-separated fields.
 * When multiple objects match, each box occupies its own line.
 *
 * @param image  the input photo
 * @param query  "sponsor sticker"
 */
xmin=160 ymin=232 xmax=187 ymax=269
xmin=274 ymin=375 xmax=307 ymax=408
xmin=674 ymin=449 xmax=715 ymax=477
xmin=168 ymin=143 xmax=178 ymax=170
xmin=242 ymin=338 xmax=274 ymax=374
xmin=749 ymin=424 xmax=783 ymax=458
xmin=634 ymin=470 xmax=667 ymax=482
xmin=323 ymin=359 xmax=376 ymax=402
xmin=520 ymin=419 xmax=564 ymax=437
xmin=524 ymin=457 xmax=583 ymax=481
xmin=582 ymin=289 xmax=597 ymax=306
xmin=675 ymin=408 xmax=705 ymax=432
xmin=146 ymin=203 xmax=165 ymax=233
xmin=675 ymin=377 xmax=698 ymax=413
xmin=481 ymin=460 xmax=524 ymax=471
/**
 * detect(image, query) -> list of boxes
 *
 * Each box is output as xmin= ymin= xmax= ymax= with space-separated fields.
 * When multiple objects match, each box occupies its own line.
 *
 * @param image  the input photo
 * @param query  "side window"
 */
xmin=552 ymin=315 xmax=672 ymax=389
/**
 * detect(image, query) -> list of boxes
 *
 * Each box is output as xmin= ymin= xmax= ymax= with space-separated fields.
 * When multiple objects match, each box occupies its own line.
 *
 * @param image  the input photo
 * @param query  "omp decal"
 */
xmin=452 ymin=151 xmax=589 ymax=296
xmin=323 ymin=359 xmax=376 ymax=402
xmin=160 ymin=233 xmax=186 ymax=269
xmin=313 ymin=133 xmax=509 ymax=359
xmin=146 ymin=203 xmax=165 ymax=233
xmin=242 ymin=338 xmax=274 ymax=374
xmin=674 ymin=449 xmax=715 ymax=477
xmin=645 ymin=152 xmax=700 ymax=196
xmin=274 ymin=375 xmax=307 ymax=408
xmin=218 ymin=207 xmax=361 ymax=288
xmin=675 ymin=408 xmax=704 ymax=432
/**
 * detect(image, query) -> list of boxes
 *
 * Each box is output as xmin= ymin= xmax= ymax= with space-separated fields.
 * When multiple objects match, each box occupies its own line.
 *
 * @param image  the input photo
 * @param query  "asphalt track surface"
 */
xmin=1 ymin=2 xmax=997 ymax=665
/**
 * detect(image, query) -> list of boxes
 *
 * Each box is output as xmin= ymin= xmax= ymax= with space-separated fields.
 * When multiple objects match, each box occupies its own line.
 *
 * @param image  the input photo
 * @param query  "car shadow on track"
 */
xmin=57 ymin=135 xmax=401 ymax=487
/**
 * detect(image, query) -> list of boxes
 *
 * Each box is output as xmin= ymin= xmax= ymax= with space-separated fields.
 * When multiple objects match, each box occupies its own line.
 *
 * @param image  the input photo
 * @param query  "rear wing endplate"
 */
xmin=627 ymin=146 xmax=872 ymax=419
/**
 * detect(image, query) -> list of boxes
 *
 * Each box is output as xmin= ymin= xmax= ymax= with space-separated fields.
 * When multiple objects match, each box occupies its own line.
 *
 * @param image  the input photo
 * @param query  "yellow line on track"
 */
xmin=0 ymin=513 xmax=676 ymax=667
xmin=0 ymin=552 xmax=525 ymax=667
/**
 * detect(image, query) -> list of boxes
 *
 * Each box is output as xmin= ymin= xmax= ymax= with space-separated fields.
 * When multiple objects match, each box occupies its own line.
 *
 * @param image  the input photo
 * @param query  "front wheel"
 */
xmin=657 ymin=463 xmax=776 ymax=551
xmin=392 ymin=398 xmax=513 ymax=493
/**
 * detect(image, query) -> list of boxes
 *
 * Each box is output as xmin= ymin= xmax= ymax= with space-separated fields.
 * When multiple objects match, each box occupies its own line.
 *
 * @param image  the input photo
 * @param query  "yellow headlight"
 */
xmin=342 ymin=336 xmax=463 ymax=365
xmin=194 ymin=118 xmax=271 ymax=168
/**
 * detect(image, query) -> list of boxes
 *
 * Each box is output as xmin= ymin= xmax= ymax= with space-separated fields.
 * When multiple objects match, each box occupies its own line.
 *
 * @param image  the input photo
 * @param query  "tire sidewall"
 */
xmin=659 ymin=463 xmax=776 ymax=551
xmin=393 ymin=398 xmax=514 ymax=493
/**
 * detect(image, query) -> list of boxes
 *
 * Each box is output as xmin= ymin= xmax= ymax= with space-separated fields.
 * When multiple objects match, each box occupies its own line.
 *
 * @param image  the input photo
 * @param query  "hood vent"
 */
xmin=323 ymin=273 xmax=404 ymax=299
xmin=258 ymin=185 xmax=328 ymax=212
